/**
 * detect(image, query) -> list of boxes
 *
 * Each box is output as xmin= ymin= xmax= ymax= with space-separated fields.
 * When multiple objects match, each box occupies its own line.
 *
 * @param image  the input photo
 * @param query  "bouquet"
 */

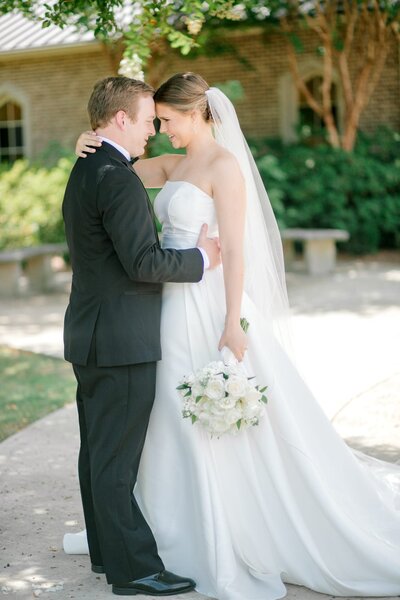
xmin=177 ymin=321 xmax=267 ymax=437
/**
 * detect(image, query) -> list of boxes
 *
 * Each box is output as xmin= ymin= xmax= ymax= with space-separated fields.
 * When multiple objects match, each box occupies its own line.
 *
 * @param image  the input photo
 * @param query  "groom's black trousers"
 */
xmin=73 ymin=337 xmax=164 ymax=584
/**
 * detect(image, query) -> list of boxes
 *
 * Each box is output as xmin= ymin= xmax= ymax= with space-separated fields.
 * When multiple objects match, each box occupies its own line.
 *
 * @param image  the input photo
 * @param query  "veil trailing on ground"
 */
xmin=205 ymin=87 xmax=293 ymax=354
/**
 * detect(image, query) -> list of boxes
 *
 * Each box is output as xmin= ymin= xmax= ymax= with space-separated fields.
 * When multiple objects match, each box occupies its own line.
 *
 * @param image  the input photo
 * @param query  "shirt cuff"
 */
xmin=197 ymin=247 xmax=210 ymax=271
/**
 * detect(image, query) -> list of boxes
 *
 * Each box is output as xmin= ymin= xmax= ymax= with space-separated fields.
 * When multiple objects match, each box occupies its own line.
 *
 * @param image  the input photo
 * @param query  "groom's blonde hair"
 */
xmin=88 ymin=76 xmax=154 ymax=129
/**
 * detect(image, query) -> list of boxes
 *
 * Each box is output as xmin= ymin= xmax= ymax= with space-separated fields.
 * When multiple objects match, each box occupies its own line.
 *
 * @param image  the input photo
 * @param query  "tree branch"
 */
xmin=283 ymin=34 xmax=323 ymax=117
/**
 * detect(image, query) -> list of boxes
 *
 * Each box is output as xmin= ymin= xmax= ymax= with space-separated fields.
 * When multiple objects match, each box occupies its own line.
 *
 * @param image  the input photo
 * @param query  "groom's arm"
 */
xmin=97 ymin=166 xmax=204 ymax=283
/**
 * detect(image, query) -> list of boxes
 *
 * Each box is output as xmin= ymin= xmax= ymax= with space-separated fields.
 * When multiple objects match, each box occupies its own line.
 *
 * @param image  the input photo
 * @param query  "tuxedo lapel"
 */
xmin=99 ymin=141 xmax=131 ymax=169
xmin=99 ymin=142 xmax=160 ymax=245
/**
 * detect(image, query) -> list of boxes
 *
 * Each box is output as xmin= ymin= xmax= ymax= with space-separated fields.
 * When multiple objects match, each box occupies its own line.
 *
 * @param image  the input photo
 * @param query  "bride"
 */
xmin=69 ymin=72 xmax=400 ymax=600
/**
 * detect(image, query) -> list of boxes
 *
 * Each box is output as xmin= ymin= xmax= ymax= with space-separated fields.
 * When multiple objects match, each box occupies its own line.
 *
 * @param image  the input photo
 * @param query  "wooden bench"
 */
xmin=281 ymin=229 xmax=350 ymax=275
xmin=0 ymin=243 xmax=68 ymax=296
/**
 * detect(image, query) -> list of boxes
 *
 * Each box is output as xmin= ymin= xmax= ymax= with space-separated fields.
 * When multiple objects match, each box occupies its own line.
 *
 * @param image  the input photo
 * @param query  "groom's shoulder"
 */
xmin=73 ymin=146 xmax=133 ymax=183
xmin=80 ymin=146 xmax=124 ymax=170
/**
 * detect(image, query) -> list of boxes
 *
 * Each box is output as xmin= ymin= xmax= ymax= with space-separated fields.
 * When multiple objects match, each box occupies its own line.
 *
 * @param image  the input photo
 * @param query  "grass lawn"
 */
xmin=0 ymin=346 xmax=76 ymax=442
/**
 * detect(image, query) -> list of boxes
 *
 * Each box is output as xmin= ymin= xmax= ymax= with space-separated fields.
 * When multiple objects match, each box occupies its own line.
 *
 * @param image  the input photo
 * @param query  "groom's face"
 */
xmin=124 ymin=94 xmax=156 ymax=157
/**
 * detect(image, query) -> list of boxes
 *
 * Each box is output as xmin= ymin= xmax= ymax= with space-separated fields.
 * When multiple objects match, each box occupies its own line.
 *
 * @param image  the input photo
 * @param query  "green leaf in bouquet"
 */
xmin=240 ymin=317 xmax=250 ymax=333
xmin=236 ymin=419 xmax=242 ymax=430
xmin=258 ymin=386 xmax=268 ymax=393
xmin=177 ymin=383 xmax=190 ymax=390
xmin=222 ymin=373 xmax=229 ymax=380
xmin=184 ymin=390 xmax=192 ymax=397
xmin=261 ymin=395 xmax=268 ymax=404
xmin=195 ymin=396 xmax=203 ymax=403
xmin=191 ymin=414 xmax=199 ymax=424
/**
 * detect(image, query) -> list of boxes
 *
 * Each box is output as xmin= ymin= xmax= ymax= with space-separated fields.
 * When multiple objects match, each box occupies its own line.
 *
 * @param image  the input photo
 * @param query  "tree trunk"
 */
xmin=146 ymin=41 xmax=172 ymax=89
xmin=101 ymin=40 xmax=124 ymax=75
xmin=280 ymin=3 xmax=399 ymax=152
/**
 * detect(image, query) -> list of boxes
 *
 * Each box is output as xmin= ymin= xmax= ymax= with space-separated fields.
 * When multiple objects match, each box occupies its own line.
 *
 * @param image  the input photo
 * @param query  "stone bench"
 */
xmin=0 ymin=243 xmax=68 ymax=296
xmin=281 ymin=229 xmax=350 ymax=275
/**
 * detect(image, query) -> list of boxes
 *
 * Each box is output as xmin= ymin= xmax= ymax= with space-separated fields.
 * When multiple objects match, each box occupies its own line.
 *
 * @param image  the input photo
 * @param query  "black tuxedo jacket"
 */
xmin=62 ymin=142 xmax=203 ymax=367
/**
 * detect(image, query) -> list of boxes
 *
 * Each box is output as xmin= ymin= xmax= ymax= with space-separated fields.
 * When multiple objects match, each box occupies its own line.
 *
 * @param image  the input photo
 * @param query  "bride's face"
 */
xmin=156 ymin=103 xmax=196 ymax=149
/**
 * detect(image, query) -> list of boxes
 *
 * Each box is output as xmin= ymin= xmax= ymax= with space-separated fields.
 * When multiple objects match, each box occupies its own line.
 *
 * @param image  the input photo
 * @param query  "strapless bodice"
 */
xmin=154 ymin=181 xmax=218 ymax=249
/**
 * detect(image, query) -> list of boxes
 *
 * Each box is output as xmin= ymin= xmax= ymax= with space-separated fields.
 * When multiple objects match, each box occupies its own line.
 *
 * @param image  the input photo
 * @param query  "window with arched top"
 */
xmin=0 ymin=100 xmax=25 ymax=163
xmin=299 ymin=76 xmax=339 ymax=133
xmin=279 ymin=66 xmax=343 ymax=143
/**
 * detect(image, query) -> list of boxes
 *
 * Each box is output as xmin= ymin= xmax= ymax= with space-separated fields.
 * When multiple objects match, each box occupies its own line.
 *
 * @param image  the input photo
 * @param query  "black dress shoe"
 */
xmin=112 ymin=569 xmax=196 ymax=596
xmin=91 ymin=563 xmax=105 ymax=574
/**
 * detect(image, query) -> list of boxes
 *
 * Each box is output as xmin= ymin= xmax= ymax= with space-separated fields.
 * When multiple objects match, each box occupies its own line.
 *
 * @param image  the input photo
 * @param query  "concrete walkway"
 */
xmin=1 ymin=254 xmax=399 ymax=599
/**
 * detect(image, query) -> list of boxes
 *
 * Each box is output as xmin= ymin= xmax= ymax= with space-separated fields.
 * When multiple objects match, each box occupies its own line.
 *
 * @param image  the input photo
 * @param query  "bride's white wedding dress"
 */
xmin=64 ymin=180 xmax=400 ymax=600
xmin=137 ymin=181 xmax=400 ymax=599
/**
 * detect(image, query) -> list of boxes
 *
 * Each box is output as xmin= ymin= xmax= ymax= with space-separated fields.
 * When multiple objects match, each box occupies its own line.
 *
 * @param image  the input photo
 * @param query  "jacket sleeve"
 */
xmin=97 ymin=164 xmax=204 ymax=283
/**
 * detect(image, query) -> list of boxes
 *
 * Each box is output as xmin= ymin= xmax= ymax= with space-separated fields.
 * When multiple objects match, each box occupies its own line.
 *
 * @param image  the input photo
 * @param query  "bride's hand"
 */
xmin=218 ymin=323 xmax=248 ymax=362
xmin=75 ymin=131 xmax=102 ymax=158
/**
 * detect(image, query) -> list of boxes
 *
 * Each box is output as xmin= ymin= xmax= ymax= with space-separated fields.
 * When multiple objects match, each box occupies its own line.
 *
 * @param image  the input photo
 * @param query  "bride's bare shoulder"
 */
xmin=210 ymin=147 xmax=243 ymax=184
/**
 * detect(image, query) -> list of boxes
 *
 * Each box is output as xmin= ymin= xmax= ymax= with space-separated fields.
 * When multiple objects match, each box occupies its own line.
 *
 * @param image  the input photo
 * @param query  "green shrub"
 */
xmin=251 ymin=128 xmax=400 ymax=254
xmin=0 ymin=156 xmax=74 ymax=250
xmin=2 ymin=128 xmax=398 ymax=255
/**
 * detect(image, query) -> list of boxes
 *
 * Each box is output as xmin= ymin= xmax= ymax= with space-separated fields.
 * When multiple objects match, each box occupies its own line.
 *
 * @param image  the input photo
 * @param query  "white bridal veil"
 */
xmin=206 ymin=85 xmax=400 ymax=502
xmin=206 ymin=87 xmax=293 ymax=353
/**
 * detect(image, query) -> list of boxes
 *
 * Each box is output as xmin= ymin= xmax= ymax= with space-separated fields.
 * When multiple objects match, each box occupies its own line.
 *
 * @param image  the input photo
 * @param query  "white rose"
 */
xmin=225 ymin=407 xmax=243 ymax=426
xmin=205 ymin=377 xmax=225 ymax=401
xmin=191 ymin=383 xmax=205 ymax=399
xmin=210 ymin=419 xmax=230 ymax=435
xmin=245 ymin=388 xmax=262 ymax=404
xmin=225 ymin=364 xmax=241 ymax=377
xmin=225 ymin=376 xmax=247 ymax=398
xmin=210 ymin=403 xmax=227 ymax=418
xmin=197 ymin=398 xmax=212 ymax=417
xmin=242 ymin=402 xmax=263 ymax=420
xmin=219 ymin=395 xmax=237 ymax=410
xmin=184 ymin=372 xmax=196 ymax=386
xmin=207 ymin=361 xmax=225 ymax=376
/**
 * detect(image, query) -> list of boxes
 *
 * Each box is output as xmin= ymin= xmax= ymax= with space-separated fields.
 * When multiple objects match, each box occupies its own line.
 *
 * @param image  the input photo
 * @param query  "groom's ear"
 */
xmin=114 ymin=110 xmax=127 ymax=130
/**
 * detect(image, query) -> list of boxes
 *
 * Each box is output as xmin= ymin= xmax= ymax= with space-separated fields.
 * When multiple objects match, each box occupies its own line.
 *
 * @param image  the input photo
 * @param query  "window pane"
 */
xmin=0 ymin=101 xmax=25 ymax=163
xmin=15 ymin=126 xmax=23 ymax=147
xmin=8 ymin=126 xmax=16 ymax=147
xmin=299 ymin=76 xmax=338 ymax=132
xmin=0 ymin=127 xmax=9 ymax=146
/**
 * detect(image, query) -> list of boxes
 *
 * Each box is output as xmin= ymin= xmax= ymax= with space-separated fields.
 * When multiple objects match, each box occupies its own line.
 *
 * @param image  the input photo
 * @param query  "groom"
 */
xmin=62 ymin=76 xmax=220 ymax=596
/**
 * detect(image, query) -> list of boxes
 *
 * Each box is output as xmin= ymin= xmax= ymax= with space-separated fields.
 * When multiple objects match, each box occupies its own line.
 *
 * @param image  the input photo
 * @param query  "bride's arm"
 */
xmin=212 ymin=155 xmax=247 ymax=361
xmin=75 ymin=131 xmax=183 ymax=188
xmin=134 ymin=154 xmax=183 ymax=188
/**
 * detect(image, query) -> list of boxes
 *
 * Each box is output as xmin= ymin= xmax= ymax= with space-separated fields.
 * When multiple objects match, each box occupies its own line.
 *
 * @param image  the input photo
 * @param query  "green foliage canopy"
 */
xmin=1 ymin=1 xmax=398 ymax=64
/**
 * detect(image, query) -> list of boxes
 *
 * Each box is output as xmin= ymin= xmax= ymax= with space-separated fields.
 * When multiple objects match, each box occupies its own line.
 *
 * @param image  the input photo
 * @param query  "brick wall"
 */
xmin=0 ymin=45 xmax=113 ymax=158
xmin=164 ymin=28 xmax=400 ymax=139
xmin=0 ymin=29 xmax=398 ymax=159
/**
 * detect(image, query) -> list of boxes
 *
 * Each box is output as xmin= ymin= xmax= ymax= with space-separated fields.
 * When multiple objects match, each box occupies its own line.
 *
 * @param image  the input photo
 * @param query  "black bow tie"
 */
xmin=129 ymin=157 xmax=139 ymax=165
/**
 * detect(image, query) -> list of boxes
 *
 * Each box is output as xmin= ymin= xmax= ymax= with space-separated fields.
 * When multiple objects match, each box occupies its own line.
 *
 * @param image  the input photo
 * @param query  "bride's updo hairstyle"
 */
xmin=154 ymin=72 xmax=212 ymax=123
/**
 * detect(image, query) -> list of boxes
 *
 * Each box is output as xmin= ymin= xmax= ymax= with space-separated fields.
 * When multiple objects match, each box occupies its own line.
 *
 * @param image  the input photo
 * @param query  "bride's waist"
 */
xmin=161 ymin=229 xmax=217 ymax=250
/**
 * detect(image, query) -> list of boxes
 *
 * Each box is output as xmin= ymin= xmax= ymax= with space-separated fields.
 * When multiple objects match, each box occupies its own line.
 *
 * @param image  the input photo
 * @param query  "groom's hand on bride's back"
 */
xmin=197 ymin=223 xmax=221 ymax=270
